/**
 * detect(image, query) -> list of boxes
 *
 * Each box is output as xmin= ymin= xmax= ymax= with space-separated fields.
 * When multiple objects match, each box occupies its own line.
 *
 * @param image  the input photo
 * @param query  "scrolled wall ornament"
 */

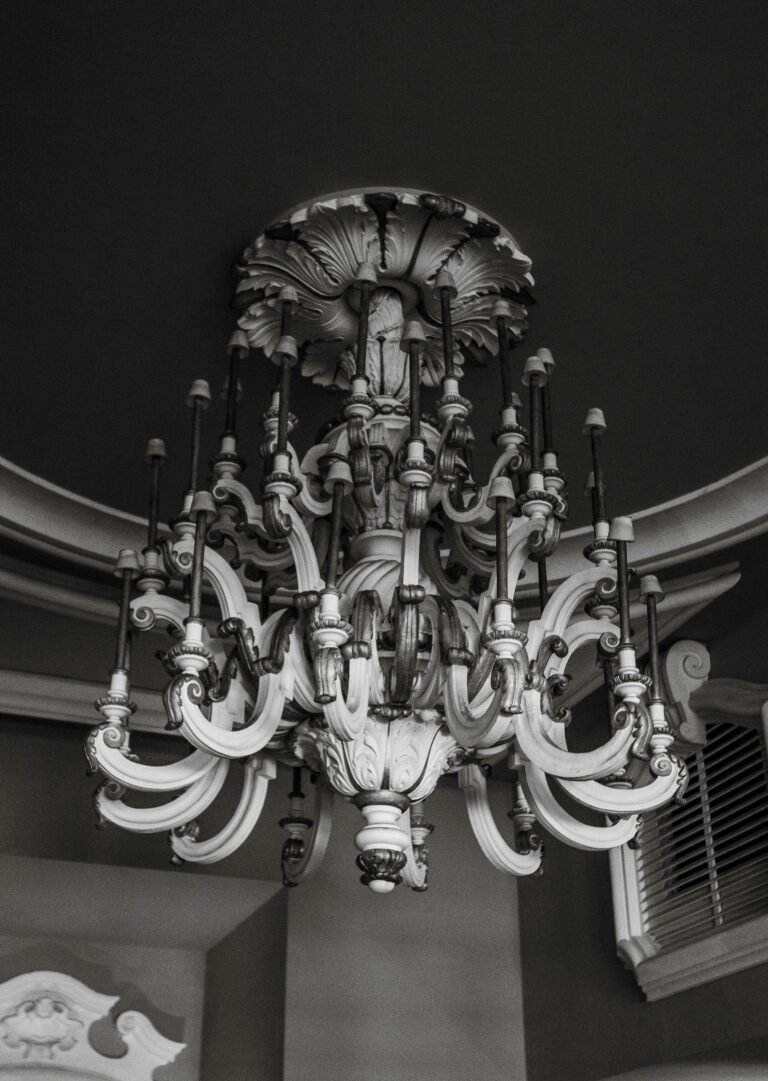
xmin=89 ymin=188 xmax=685 ymax=892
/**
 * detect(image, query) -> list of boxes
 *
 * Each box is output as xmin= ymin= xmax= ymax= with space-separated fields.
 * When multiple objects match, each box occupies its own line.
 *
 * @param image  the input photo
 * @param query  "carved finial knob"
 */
xmin=114 ymin=548 xmax=141 ymax=577
xmin=537 ymin=347 xmax=555 ymax=370
xmin=582 ymin=407 xmax=607 ymax=434
xmin=144 ymin=438 xmax=167 ymax=463
xmin=433 ymin=269 xmax=457 ymax=299
xmin=185 ymin=380 xmax=212 ymax=409
xmin=608 ymin=516 xmax=634 ymax=543
xmin=640 ymin=574 xmax=664 ymax=600
xmin=399 ymin=320 xmax=427 ymax=352
xmin=271 ymin=335 xmax=299 ymax=368
xmin=522 ymin=355 xmax=547 ymax=386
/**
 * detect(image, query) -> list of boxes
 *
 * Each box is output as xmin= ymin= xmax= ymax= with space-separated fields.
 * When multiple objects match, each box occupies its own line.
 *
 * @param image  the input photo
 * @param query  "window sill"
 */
xmin=620 ymin=912 xmax=768 ymax=1000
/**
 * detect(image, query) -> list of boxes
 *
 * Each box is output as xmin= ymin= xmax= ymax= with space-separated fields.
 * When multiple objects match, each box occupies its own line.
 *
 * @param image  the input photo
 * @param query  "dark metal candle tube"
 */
xmin=355 ymin=282 xmax=373 ymax=379
xmin=224 ymin=348 xmax=242 ymax=437
xmin=440 ymin=286 xmax=455 ymax=381
xmin=147 ymin=458 xmax=162 ymax=550
xmin=616 ymin=540 xmax=632 ymax=648
xmin=496 ymin=317 xmax=515 ymax=406
xmin=290 ymin=766 xmax=304 ymax=800
xmin=496 ymin=497 xmax=509 ymax=598
xmin=280 ymin=299 xmax=292 ymax=338
xmin=325 ymin=480 xmax=345 ymax=588
xmin=276 ymin=358 xmax=292 ymax=455
xmin=189 ymin=400 xmax=203 ymax=492
xmin=590 ymin=428 xmax=607 ymax=522
xmin=646 ymin=593 xmax=661 ymax=701
xmin=113 ymin=571 xmax=133 ymax=672
xmin=542 ymin=381 xmax=554 ymax=454
xmin=529 ymin=374 xmax=544 ymax=472
xmin=188 ymin=509 xmax=208 ymax=621
xmin=409 ymin=343 xmax=421 ymax=441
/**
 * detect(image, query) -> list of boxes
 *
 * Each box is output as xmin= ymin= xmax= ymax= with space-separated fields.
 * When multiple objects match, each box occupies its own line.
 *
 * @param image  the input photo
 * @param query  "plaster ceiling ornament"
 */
xmin=88 ymin=188 xmax=688 ymax=893
xmin=0 ymin=971 xmax=184 ymax=1079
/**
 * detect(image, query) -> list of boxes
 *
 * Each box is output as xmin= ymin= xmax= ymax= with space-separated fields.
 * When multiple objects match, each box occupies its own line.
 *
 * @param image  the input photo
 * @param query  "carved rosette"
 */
xmin=235 ymin=188 xmax=533 ymax=395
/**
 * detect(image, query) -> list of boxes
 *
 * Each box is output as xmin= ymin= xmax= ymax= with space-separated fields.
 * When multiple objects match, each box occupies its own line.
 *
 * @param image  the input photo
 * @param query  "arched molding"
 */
xmin=2 ymin=453 xmax=767 ymax=583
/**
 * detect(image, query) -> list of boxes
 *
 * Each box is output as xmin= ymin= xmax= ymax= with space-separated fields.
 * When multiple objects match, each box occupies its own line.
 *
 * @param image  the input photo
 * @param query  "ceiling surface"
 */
xmin=1 ymin=1 xmax=767 ymax=529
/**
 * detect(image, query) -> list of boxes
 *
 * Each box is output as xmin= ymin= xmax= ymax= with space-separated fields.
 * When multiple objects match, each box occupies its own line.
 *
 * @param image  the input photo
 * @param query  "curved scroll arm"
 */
xmin=519 ymin=762 xmax=638 ymax=850
xmin=95 ymin=758 xmax=229 ymax=833
xmin=443 ymin=658 xmax=523 ymax=749
xmin=171 ymin=757 xmax=277 ymax=863
xmin=281 ymin=780 xmax=334 ymax=886
xmin=169 ymin=672 xmax=288 ymax=759
xmin=459 ymin=764 xmax=542 ymax=875
xmin=89 ymin=727 xmax=219 ymax=793
xmin=439 ymin=445 xmax=522 ymax=525
xmin=515 ymin=689 xmax=635 ymax=780
xmin=556 ymin=765 xmax=683 ymax=816
xmin=526 ymin=566 xmax=617 ymax=660
xmin=398 ymin=805 xmax=429 ymax=891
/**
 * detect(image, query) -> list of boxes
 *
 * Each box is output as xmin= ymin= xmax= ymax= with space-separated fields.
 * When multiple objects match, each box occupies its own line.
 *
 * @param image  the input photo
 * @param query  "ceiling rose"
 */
xmin=88 ymin=189 xmax=686 ymax=893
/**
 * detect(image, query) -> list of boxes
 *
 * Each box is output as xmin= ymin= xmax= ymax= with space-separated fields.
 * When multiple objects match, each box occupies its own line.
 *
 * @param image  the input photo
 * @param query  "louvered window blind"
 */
xmin=636 ymin=721 xmax=768 ymax=951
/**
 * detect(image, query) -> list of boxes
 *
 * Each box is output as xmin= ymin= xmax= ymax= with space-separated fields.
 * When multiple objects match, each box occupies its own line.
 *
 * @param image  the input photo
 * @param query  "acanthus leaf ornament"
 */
xmin=89 ymin=188 xmax=686 ymax=893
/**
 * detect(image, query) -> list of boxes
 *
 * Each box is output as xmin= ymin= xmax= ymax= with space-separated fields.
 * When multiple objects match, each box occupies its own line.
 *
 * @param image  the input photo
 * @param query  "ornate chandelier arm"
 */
xmin=555 ymin=765 xmax=684 ymax=815
xmin=438 ymin=445 xmax=522 ymax=526
xmin=208 ymin=522 xmax=295 ymax=576
xmin=88 ymin=729 xmax=219 ymax=793
xmin=281 ymin=781 xmax=334 ymax=887
xmin=170 ymin=757 xmax=277 ymax=863
xmin=443 ymin=660 xmax=522 ymax=749
xmin=172 ymin=671 xmax=288 ymax=759
xmin=458 ymin=764 xmax=543 ymax=875
xmin=283 ymin=504 xmax=324 ymax=592
xmin=519 ymin=763 xmax=638 ymax=850
xmin=398 ymin=805 xmax=430 ymax=891
xmin=211 ymin=475 xmax=265 ymax=532
xmin=515 ymin=688 xmax=635 ymax=779
xmin=526 ymin=566 xmax=616 ymax=659
xmin=171 ymin=530 xmax=264 ymax=632
xmin=445 ymin=521 xmax=497 ymax=576
xmin=320 ymin=656 xmax=370 ymax=740
xmin=95 ymin=758 xmax=230 ymax=833
xmin=420 ymin=527 xmax=469 ymax=600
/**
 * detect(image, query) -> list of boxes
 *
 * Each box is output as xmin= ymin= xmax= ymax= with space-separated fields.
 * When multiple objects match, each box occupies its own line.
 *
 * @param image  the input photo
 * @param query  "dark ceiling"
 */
xmin=2 ymin=1 xmax=767 ymax=529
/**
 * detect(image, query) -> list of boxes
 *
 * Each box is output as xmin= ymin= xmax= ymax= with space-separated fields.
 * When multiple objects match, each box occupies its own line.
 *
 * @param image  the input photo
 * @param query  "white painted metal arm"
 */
xmin=443 ymin=663 xmax=520 ymax=749
xmin=90 ymin=730 xmax=219 ymax=793
xmin=175 ymin=672 xmax=288 ymax=758
xmin=459 ymin=763 xmax=542 ymax=875
xmin=515 ymin=688 xmax=635 ymax=780
xmin=555 ymin=768 xmax=682 ymax=815
xmin=520 ymin=762 xmax=638 ymax=850
xmin=95 ymin=758 xmax=229 ymax=833
xmin=281 ymin=781 xmax=334 ymax=886
xmin=171 ymin=757 xmax=277 ymax=863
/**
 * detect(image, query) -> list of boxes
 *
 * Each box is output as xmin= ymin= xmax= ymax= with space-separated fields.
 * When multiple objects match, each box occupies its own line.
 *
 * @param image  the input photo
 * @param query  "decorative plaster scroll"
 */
xmin=0 ymin=970 xmax=184 ymax=1079
xmin=661 ymin=639 xmax=711 ymax=750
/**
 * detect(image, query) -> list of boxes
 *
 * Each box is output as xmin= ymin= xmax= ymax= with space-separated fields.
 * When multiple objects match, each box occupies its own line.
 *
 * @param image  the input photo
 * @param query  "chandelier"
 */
xmin=88 ymin=189 xmax=686 ymax=893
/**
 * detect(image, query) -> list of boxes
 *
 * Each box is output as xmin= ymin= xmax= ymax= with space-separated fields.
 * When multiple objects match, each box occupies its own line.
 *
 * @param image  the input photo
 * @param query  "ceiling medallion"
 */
xmin=89 ymin=189 xmax=686 ymax=893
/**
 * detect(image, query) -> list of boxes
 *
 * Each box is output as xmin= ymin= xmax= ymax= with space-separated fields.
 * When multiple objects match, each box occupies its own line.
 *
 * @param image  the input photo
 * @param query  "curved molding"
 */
xmin=0 ymin=970 xmax=185 ymax=1079
xmin=3 ymin=454 xmax=766 ymax=586
xmin=545 ymin=455 xmax=768 ymax=583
